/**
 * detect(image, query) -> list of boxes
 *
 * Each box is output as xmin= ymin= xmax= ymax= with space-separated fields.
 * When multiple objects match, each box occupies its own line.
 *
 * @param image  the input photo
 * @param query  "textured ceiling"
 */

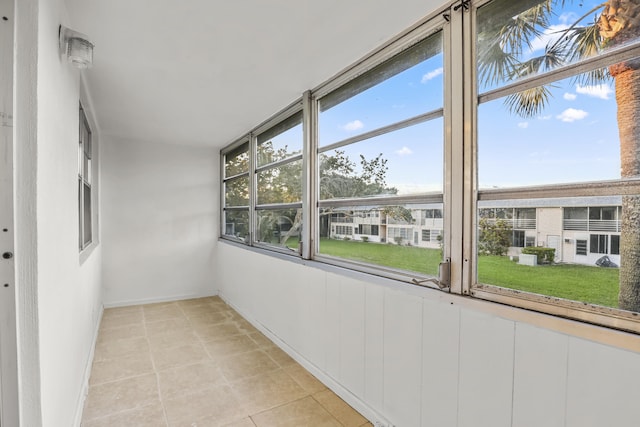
xmin=65 ymin=0 xmax=445 ymax=148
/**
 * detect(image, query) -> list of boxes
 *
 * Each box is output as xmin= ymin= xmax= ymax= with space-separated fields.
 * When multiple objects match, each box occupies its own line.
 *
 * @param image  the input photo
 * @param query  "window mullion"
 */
xmin=447 ymin=3 xmax=467 ymax=295
xmin=301 ymin=90 xmax=315 ymax=259
xmin=249 ymin=132 xmax=257 ymax=246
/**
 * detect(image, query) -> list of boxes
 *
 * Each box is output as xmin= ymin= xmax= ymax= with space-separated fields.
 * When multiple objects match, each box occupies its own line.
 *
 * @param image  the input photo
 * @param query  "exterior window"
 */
xmin=78 ymin=104 xmax=92 ymax=251
xmin=611 ymin=235 xmax=620 ymax=255
xmin=220 ymin=0 xmax=640 ymax=333
xmin=222 ymin=141 xmax=250 ymax=241
xmin=474 ymin=0 xmax=640 ymax=328
xmin=590 ymin=235 xmax=609 ymax=254
xmin=512 ymin=230 xmax=525 ymax=248
xmin=316 ymin=29 xmax=445 ymax=277
xmin=255 ymin=111 xmax=303 ymax=251
xmin=576 ymin=240 xmax=588 ymax=256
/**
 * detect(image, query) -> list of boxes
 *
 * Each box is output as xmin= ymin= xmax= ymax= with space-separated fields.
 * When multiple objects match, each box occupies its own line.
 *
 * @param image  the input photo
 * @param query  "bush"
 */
xmin=361 ymin=236 xmax=369 ymax=243
xmin=522 ymin=247 xmax=555 ymax=264
xmin=343 ymin=236 xmax=351 ymax=241
xmin=394 ymin=236 xmax=403 ymax=245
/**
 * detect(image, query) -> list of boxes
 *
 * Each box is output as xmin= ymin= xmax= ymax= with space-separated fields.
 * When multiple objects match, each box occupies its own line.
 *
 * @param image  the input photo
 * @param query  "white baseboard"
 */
xmin=103 ymin=291 xmax=219 ymax=308
xmin=72 ymin=304 xmax=104 ymax=427
xmin=219 ymin=292 xmax=395 ymax=427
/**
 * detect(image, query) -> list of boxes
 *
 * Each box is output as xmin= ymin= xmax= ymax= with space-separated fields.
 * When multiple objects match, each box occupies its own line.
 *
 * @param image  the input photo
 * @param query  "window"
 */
xmin=222 ymin=140 xmax=250 ymax=241
xmin=358 ymin=224 xmax=379 ymax=236
xmin=611 ymin=235 xmax=620 ymax=255
xmin=590 ymin=234 xmax=609 ymax=254
xmin=512 ymin=230 xmax=525 ymax=248
xmin=220 ymin=0 xmax=640 ymax=333
xmin=316 ymin=28 xmax=445 ymax=275
xmin=474 ymin=0 xmax=640 ymax=331
xmin=78 ymin=104 xmax=92 ymax=251
xmin=576 ymin=240 xmax=588 ymax=256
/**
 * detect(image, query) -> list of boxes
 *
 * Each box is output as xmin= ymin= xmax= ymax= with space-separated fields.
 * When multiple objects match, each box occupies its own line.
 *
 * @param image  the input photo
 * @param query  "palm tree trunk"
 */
xmin=615 ymin=67 xmax=640 ymax=311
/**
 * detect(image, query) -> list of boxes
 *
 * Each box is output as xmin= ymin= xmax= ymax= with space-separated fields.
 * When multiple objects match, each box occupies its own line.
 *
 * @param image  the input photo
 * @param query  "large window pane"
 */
xmin=477 ymin=0 xmax=640 ymax=94
xmin=224 ymin=210 xmax=249 ymax=240
xmin=319 ymin=32 xmax=443 ymax=147
xmin=224 ymin=142 xmax=249 ymax=177
xmin=478 ymin=71 xmax=620 ymax=188
xmin=319 ymin=204 xmax=442 ymax=276
xmin=320 ymin=119 xmax=443 ymax=200
xmin=257 ymin=160 xmax=302 ymax=205
xmin=476 ymin=0 xmax=640 ymax=317
xmin=257 ymin=112 xmax=303 ymax=167
xmin=256 ymin=208 xmax=301 ymax=250
xmin=225 ymin=176 xmax=249 ymax=207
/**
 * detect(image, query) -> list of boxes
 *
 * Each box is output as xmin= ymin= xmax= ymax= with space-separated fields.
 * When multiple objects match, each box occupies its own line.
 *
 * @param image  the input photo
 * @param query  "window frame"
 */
xmin=78 ymin=100 xmax=98 ymax=260
xmin=219 ymin=0 xmax=640 ymax=334
xmin=469 ymin=0 xmax=640 ymax=333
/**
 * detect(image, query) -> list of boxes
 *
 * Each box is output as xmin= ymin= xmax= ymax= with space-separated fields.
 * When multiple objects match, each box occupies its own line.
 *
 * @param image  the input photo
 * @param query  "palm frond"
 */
xmin=499 ymin=1 xmax=552 ymax=55
xmin=478 ymin=38 xmax=520 ymax=86
xmin=571 ymin=67 xmax=611 ymax=87
xmin=504 ymin=85 xmax=553 ymax=117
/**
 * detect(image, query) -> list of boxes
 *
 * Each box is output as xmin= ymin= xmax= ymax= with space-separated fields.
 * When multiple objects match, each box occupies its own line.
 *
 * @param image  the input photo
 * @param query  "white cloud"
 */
xmin=538 ymin=115 xmax=552 ymax=120
xmin=342 ymin=120 xmax=364 ymax=131
xmin=563 ymin=93 xmax=577 ymax=101
xmin=576 ymin=84 xmax=613 ymax=100
xmin=395 ymin=146 xmax=413 ymax=156
xmin=529 ymin=24 xmax=569 ymax=53
xmin=518 ymin=122 xmax=529 ymax=129
xmin=557 ymin=108 xmax=588 ymax=122
xmin=421 ymin=67 xmax=443 ymax=83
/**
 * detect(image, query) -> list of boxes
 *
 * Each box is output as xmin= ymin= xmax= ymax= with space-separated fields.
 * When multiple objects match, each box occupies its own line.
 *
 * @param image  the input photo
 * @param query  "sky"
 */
xmin=265 ymin=0 xmax=629 ymax=196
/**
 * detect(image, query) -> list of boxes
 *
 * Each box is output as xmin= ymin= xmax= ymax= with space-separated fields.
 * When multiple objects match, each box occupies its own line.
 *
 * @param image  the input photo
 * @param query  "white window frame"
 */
xmin=78 ymin=88 xmax=99 ymax=263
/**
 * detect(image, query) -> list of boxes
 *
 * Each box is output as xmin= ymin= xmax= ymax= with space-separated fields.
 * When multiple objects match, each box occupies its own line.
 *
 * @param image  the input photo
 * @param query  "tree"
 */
xmin=478 ymin=217 xmax=512 ymax=256
xmin=226 ymin=141 xmax=399 ymax=247
xmin=478 ymin=0 xmax=640 ymax=311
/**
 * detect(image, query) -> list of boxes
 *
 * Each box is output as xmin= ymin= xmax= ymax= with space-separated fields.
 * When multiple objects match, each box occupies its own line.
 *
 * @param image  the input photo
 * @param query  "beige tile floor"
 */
xmin=81 ymin=296 xmax=372 ymax=427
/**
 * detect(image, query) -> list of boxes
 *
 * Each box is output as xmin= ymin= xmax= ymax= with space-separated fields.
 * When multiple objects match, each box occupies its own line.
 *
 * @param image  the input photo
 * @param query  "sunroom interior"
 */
xmin=3 ymin=0 xmax=640 ymax=426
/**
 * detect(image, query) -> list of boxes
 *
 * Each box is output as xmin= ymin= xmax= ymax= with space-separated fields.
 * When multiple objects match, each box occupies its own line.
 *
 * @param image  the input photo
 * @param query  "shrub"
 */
xmin=343 ymin=236 xmax=351 ymax=241
xmin=361 ymin=236 xmax=369 ymax=243
xmin=522 ymin=247 xmax=555 ymax=264
xmin=394 ymin=236 xmax=403 ymax=245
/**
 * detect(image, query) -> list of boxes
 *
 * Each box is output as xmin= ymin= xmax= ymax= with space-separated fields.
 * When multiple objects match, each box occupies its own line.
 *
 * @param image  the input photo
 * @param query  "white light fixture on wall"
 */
xmin=59 ymin=25 xmax=94 ymax=69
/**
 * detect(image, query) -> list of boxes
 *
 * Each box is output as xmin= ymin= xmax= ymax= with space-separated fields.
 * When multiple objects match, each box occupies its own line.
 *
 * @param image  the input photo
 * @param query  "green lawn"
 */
xmin=478 ymin=256 xmax=619 ymax=307
xmin=317 ymin=238 xmax=620 ymax=308
xmin=319 ymin=238 xmax=441 ymax=276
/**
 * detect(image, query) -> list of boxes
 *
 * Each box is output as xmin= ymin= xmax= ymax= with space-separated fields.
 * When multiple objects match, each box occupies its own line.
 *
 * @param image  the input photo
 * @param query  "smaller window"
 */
xmin=79 ymin=104 xmax=93 ymax=251
xmin=422 ymin=229 xmax=431 ymax=241
xmin=525 ymin=236 xmax=535 ymax=247
xmin=576 ymin=239 xmax=587 ymax=256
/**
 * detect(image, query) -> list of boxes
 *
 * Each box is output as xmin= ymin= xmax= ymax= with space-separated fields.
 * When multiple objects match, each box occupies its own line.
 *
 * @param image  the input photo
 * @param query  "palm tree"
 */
xmin=477 ymin=0 xmax=640 ymax=311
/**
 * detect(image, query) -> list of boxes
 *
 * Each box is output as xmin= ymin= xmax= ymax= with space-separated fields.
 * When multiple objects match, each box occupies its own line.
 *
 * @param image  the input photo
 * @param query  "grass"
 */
xmin=478 ymin=256 xmax=619 ymax=308
xmin=316 ymin=238 xmax=620 ymax=308
xmin=319 ymin=238 xmax=441 ymax=276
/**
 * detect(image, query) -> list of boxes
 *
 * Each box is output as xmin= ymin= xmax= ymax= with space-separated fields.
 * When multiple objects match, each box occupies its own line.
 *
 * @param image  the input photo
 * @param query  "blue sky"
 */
xmin=267 ymin=0 xmax=624 ymax=195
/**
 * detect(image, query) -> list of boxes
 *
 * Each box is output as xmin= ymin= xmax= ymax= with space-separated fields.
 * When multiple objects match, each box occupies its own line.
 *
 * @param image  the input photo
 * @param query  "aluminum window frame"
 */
xmin=312 ymin=15 xmax=452 ymax=287
xmin=219 ymin=0 xmax=640 ymax=334
xmin=469 ymin=0 xmax=640 ymax=333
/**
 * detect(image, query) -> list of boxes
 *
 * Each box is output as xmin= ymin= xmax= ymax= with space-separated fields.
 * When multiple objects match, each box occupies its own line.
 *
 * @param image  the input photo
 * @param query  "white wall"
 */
xmin=218 ymin=243 xmax=640 ymax=427
xmin=101 ymin=136 xmax=218 ymax=306
xmin=12 ymin=0 xmax=105 ymax=425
